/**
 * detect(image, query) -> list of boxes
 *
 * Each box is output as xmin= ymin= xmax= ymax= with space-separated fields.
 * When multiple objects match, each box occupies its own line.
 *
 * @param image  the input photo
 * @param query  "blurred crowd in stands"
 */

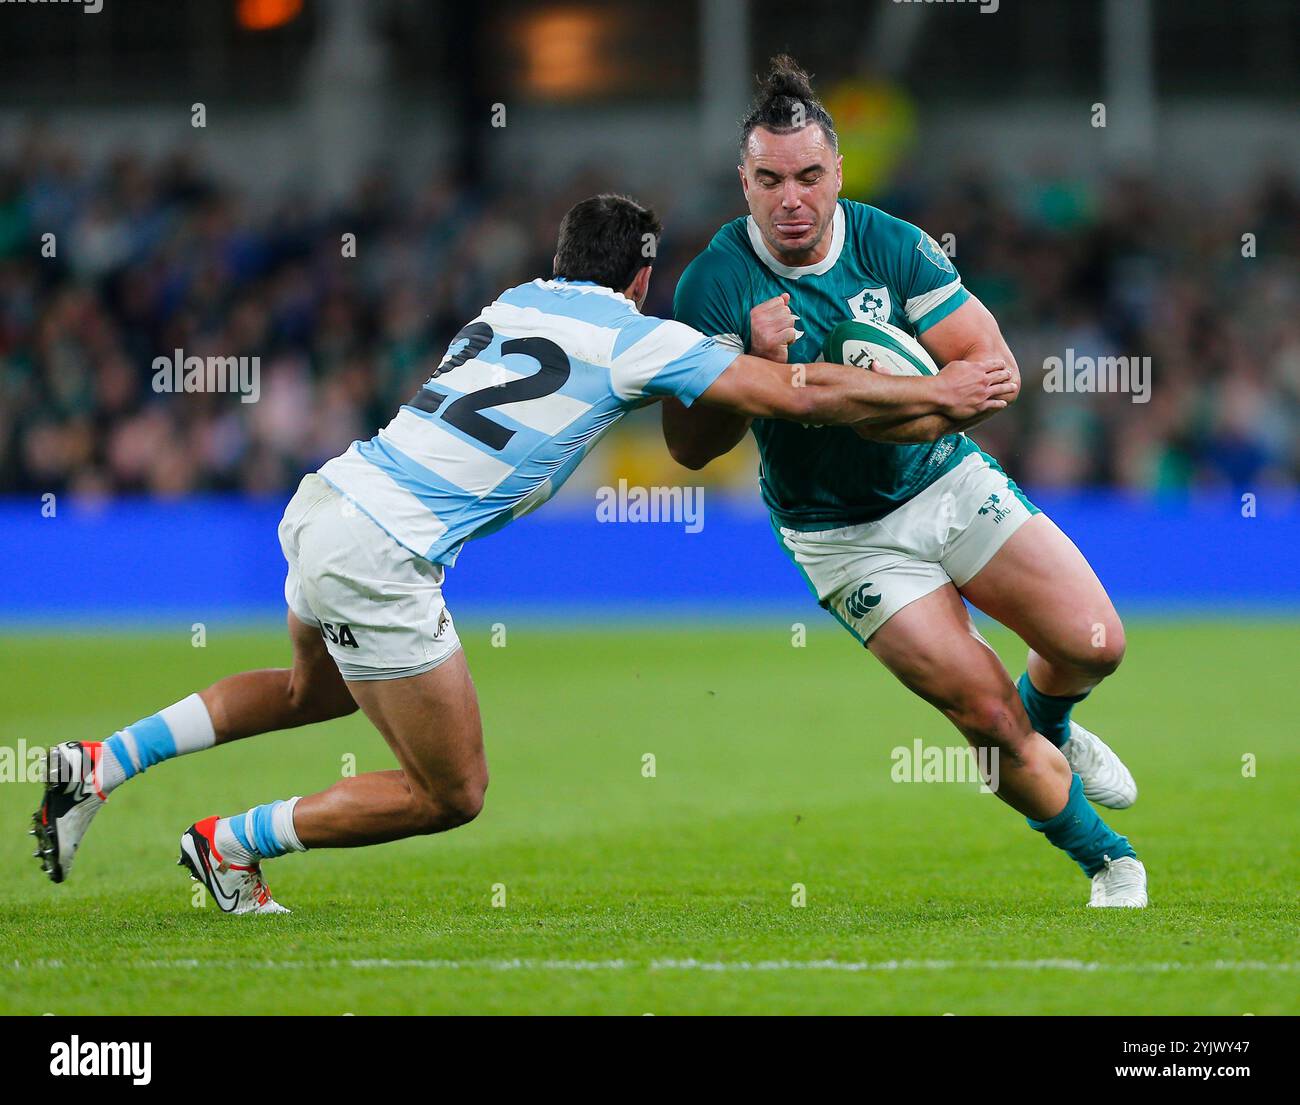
xmin=2 ymin=129 xmax=1298 ymax=498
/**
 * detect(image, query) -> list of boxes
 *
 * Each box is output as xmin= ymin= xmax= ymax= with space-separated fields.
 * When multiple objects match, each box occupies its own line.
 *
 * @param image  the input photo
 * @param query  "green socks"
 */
xmin=1017 ymin=671 xmax=1088 ymax=748
xmin=1028 ymin=774 xmax=1136 ymax=876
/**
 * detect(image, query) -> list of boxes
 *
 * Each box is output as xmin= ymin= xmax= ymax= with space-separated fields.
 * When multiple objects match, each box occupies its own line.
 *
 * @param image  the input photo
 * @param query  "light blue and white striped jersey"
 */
xmin=318 ymin=278 xmax=739 ymax=565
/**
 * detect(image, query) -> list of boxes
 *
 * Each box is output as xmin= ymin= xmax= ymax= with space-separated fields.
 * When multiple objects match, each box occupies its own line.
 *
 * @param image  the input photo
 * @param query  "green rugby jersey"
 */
xmin=674 ymin=199 xmax=978 ymax=530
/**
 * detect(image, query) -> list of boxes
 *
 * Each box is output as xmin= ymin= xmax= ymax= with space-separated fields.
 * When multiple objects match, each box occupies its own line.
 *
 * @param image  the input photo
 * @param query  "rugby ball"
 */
xmin=823 ymin=318 xmax=938 ymax=377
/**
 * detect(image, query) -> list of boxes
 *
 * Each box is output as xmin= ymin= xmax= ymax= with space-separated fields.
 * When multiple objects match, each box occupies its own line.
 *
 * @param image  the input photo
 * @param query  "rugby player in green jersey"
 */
xmin=665 ymin=56 xmax=1146 ymax=907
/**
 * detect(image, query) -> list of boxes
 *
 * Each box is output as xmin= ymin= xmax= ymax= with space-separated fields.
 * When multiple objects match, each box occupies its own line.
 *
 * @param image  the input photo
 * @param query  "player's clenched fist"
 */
xmin=933 ymin=358 xmax=1017 ymax=421
xmin=749 ymin=293 xmax=801 ymax=362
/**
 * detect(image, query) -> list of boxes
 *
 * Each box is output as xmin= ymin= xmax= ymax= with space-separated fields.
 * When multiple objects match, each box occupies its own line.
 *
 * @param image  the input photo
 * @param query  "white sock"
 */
xmin=99 ymin=693 xmax=216 ymax=795
xmin=213 ymin=817 xmax=256 ymax=867
xmin=273 ymin=796 xmax=307 ymax=853
xmin=213 ymin=796 xmax=307 ymax=866
xmin=159 ymin=694 xmax=218 ymax=755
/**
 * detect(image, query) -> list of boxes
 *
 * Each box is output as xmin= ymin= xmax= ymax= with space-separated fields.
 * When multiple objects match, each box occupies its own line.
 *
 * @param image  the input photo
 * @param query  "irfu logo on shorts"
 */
xmin=844 ymin=582 xmax=882 ymax=621
xmin=978 ymin=492 xmax=1012 ymax=524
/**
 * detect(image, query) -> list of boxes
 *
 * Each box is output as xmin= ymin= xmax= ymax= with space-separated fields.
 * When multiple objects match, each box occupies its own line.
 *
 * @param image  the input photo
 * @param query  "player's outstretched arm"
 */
xmin=853 ymin=406 xmax=997 ymax=444
xmin=697 ymin=354 xmax=1014 ymax=432
xmin=852 ymin=358 xmax=1015 ymax=443
xmin=661 ymin=397 xmax=752 ymax=471
xmin=661 ymin=294 xmax=796 ymax=470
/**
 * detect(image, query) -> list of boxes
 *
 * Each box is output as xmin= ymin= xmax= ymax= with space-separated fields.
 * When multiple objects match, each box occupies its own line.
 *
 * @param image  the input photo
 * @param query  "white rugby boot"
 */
xmin=31 ymin=741 xmax=108 ymax=883
xmin=178 ymin=816 xmax=290 ymax=915
xmin=1062 ymin=721 xmax=1137 ymax=809
xmin=1088 ymin=855 xmax=1148 ymax=908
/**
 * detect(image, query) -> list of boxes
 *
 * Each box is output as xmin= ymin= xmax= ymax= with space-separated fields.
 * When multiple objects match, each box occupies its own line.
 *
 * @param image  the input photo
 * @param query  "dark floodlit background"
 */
xmin=2 ymin=0 xmax=1298 ymax=619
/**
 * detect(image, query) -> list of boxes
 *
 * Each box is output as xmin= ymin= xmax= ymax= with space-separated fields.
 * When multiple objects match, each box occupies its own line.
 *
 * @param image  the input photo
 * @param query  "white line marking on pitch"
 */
xmin=10 ymin=958 xmax=1295 ymax=974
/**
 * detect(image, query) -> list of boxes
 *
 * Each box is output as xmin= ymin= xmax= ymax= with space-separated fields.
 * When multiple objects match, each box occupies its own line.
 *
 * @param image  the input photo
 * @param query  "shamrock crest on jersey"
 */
xmin=846 ymin=285 xmax=892 ymax=324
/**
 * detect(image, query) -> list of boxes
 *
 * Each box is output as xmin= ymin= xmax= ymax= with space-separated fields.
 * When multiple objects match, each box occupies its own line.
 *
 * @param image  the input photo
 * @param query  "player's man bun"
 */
xmin=739 ymin=54 xmax=838 ymax=155
xmin=760 ymin=53 xmax=817 ymax=102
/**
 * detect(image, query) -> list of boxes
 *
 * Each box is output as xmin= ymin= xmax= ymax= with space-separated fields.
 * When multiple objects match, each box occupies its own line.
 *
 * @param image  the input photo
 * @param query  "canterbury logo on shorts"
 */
xmin=844 ymin=582 xmax=882 ymax=620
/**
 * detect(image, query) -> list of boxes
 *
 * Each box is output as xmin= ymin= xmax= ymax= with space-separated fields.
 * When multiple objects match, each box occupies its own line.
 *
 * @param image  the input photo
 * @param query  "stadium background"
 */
xmin=2 ymin=0 xmax=1298 ymax=620
xmin=1 ymin=0 xmax=1298 ymax=1018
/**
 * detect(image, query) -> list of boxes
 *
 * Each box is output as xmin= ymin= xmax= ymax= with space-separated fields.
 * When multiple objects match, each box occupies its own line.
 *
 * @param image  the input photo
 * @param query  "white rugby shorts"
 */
xmin=279 ymin=474 xmax=461 ymax=680
xmin=775 ymin=452 xmax=1039 ymax=643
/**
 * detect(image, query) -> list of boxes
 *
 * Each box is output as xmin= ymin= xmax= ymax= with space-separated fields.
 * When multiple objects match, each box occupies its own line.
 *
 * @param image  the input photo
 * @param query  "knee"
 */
xmin=1090 ymin=621 xmax=1126 ymax=678
xmin=410 ymin=772 xmax=488 ymax=834
xmin=1070 ymin=618 xmax=1126 ymax=680
xmin=1036 ymin=616 xmax=1126 ymax=684
xmin=442 ymin=776 xmax=487 ymax=829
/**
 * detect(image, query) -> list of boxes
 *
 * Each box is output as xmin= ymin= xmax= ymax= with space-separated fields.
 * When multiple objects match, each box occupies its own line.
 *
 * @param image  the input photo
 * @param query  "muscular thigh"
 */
xmin=345 ymin=649 xmax=486 ymax=800
xmin=868 ymin=583 xmax=1025 ymax=740
xmin=958 ymin=513 xmax=1123 ymax=667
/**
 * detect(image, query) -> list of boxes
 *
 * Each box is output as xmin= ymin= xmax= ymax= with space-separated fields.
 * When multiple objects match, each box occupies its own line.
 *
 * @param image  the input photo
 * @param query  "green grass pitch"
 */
xmin=1 ymin=620 xmax=1296 ymax=1015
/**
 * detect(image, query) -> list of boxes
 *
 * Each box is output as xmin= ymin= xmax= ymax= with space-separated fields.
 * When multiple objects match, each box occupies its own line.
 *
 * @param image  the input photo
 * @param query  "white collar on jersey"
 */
xmin=535 ymin=277 xmax=641 ymax=312
xmin=746 ymin=203 xmax=845 ymax=280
